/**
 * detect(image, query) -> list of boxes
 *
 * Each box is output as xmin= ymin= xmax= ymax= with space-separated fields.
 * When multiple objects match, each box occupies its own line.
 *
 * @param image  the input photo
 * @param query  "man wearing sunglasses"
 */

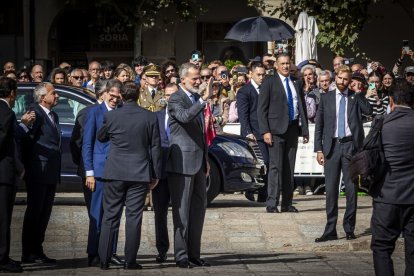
xmin=69 ymin=68 xmax=85 ymax=87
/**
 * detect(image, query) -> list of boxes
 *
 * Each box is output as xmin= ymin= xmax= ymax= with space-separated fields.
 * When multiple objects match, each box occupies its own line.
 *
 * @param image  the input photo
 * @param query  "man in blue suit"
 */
xmin=153 ymin=83 xmax=178 ymax=263
xmin=236 ymin=62 xmax=268 ymax=202
xmin=82 ymin=79 xmax=123 ymax=266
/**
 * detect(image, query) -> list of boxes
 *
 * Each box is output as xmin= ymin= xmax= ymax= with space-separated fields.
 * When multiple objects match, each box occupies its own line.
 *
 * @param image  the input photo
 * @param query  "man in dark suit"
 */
xmin=314 ymin=65 xmax=372 ymax=242
xmin=21 ymin=82 xmax=61 ymax=263
xmin=371 ymin=81 xmax=414 ymax=275
xmin=237 ymin=62 xmax=268 ymax=202
xmin=97 ymin=81 xmax=162 ymax=270
xmin=81 ymin=79 xmax=123 ymax=266
xmin=153 ymin=83 xmax=178 ymax=263
xmin=167 ymin=63 xmax=213 ymax=268
xmin=0 ymin=77 xmax=31 ymax=273
xmin=258 ymin=53 xmax=309 ymax=214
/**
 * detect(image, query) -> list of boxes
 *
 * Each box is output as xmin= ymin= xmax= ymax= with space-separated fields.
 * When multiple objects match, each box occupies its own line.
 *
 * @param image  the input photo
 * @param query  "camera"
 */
xmin=236 ymin=66 xmax=248 ymax=75
xmin=191 ymin=53 xmax=200 ymax=61
xmin=403 ymin=40 xmax=410 ymax=53
xmin=368 ymin=82 xmax=376 ymax=90
xmin=343 ymin=58 xmax=354 ymax=65
xmin=266 ymin=68 xmax=275 ymax=75
xmin=220 ymin=71 xmax=228 ymax=80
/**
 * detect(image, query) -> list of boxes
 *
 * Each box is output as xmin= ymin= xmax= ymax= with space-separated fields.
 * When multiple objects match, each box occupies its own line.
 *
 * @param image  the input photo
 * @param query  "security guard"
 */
xmin=138 ymin=64 xmax=166 ymax=112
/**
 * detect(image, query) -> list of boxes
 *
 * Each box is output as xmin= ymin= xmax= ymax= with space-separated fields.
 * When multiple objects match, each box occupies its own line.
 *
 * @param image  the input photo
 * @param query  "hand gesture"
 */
xmin=202 ymin=77 xmax=214 ymax=101
xmin=21 ymin=111 xmax=36 ymax=127
xmin=316 ymin=152 xmax=325 ymax=166
xmin=85 ymin=176 xmax=96 ymax=192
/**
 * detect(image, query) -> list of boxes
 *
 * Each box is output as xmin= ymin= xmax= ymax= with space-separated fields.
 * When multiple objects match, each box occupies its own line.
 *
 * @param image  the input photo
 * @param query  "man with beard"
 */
xmin=314 ymin=65 xmax=372 ymax=242
xmin=167 ymin=63 xmax=213 ymax=268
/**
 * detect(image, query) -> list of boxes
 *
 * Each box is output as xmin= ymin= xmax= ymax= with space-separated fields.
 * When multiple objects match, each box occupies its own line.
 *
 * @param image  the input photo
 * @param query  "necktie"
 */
xmin=48 ymin=112 xmax=56 ymax=128
xmin=189 ymin=94 xmax=195 ymax=104
xmin=166 ymin=116 xmax=171 ymax=141
xmin=151 ymin=89 xmax=156 ymax=99
xmin=338 ymin=93 xmax=346 ymax=138
xmin=257 ymin=85 xmax=261 ymax=94
xmin=285 ymin=77 xmax=294 ymax=122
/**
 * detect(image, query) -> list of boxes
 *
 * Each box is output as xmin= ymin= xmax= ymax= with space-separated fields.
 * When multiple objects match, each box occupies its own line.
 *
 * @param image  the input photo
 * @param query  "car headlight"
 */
xmin=217 ymin=142 xmax=254 ymax=159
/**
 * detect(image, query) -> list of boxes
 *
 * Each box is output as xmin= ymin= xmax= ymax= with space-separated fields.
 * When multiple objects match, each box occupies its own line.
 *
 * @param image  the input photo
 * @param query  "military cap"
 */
xmin=143 ymin=64 xmax=161 ymax=76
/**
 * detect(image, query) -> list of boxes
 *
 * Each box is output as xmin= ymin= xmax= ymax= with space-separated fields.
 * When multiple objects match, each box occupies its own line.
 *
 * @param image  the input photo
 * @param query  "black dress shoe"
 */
xmin=315 ymin=235 xmax=338 ymax=243
xmin=346 ymin=232 xmax=357 ymax=240
xmin=245 ymin=191 xmax=255 ymax=202
xmin=176 ymin=259 xmax=190 ymax=268
xmin=156 ymin=252 xmax=167 ymax=263
xmin=22 ymin=254 xmax=56 ymax=264
xmin=110 ymin=254 xmax=124 ymax=266
xmin=124 ymin=262 xmax=142 ymax=270
xmin=0 ymin=261 xmax=23 ymax=273
xmin=8 ymin=258 xmax=21 ymax=265
xmin=87 ymin=255 xmax=100 ymax=267
xmin=100 ymin=262 xmax=109 ymax=270
xmin=266 ymin=206 xmax=279 ymax=213
xmin=281 ymin=206 xmax=299 ymax=213
xmin=189 ymin=258 xmax=211 ymax=267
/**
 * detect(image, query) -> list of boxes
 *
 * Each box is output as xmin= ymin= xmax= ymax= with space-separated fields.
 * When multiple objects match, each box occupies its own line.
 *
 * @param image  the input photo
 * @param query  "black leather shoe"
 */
xmin=189 ymin=258 xmax=211 ymax=267
xmin=315 ymin=235 xmax=338 ymax=243
xmin=124 ymin=262 xmax=142 ymax=270
xmin=8 ymin=258 xmax=21 ymax=266
xmin=176 ymin=259 xmax=190 ymax=268
xmin=156 ymin=252 xmax=167 ymax=263
xmin=266 ymin=206 xmax=279 ymax=213
xmin=281 ymin=206 xmax=299 ymax=213
xmin=100 ymin=262 xmax=109 ymax=270
xmin=245 ymin=191 xmax=255 ymax=202
xmin=0 ymin=261 xmax=23 ymax=273
xmin=346 ymin=232 xmax=357 ymax=240
xmin=22 ymin=254 xmax=56 ymax=264
xmin=110 ymin=254 xmax=124 ymax=266
xmin=87 ymin=254 xmax=100 ymax=267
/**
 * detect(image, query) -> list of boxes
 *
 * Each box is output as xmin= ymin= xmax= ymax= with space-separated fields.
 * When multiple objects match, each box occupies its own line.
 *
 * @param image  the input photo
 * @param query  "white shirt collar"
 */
xmin=104 ymin=101 xmax=113 ymax=111
xmin=179 ymin=84 xmax=193 ymax=98
xmin=39 ymin=103 xmax=51 ymax=115
xmin=277 ymin=72 xmax=290 ymax=82
xmin=0 ymin=98 xmax=10 ymax=108
xmin=250 ymin=79 xmax=260 ymax=90
xmin=336 ymin=88 xmax=348 ymax=96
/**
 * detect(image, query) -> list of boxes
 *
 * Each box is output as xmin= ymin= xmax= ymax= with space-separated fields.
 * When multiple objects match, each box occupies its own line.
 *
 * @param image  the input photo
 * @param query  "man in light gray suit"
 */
xmin=167 ymin=63 xmax=213 ymax=268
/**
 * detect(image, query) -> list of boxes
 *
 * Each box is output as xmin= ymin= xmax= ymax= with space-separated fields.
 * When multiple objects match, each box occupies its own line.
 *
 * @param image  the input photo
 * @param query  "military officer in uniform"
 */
xmin=138 ymin=64 xmax=166 ymax=112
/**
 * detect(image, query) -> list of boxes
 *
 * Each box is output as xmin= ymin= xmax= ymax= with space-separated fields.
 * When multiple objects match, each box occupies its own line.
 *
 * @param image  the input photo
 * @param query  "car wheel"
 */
xmin=206 ymin=158 xmax=221 ymax=204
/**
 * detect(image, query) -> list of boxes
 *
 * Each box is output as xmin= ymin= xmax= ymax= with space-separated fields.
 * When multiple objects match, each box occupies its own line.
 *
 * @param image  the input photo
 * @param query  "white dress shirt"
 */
xmin=334 ymin=88 xmax=352 ymax=138
xmin=250 ymin=79 xmax=260 ymax=94
xmin=277 ymin=72 xmax=298 ymax=120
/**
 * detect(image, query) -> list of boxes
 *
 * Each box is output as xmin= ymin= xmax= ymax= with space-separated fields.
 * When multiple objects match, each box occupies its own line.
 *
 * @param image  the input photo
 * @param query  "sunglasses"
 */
xmin=201 ymin=75 xmax=211 ymax=80
xmin=72 ymin=76 xmax=84 ymax=80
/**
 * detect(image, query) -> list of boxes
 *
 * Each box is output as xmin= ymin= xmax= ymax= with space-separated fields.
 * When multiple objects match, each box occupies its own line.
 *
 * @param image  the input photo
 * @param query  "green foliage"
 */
xmin=249 ymin=0 xmax=383 ymax=58
xmin=224 ymin=60 xmax=243 ymax=71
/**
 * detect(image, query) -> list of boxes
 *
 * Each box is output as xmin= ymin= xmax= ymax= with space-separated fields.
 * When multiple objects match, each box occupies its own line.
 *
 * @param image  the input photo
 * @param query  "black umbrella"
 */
xmin=225 ymin=16 xmax=295 ymax=42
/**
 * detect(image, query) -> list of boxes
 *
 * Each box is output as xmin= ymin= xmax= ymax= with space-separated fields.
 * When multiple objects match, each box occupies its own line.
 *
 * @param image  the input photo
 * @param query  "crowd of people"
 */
xmin=1 ymin=47 xmax=414 ymax=274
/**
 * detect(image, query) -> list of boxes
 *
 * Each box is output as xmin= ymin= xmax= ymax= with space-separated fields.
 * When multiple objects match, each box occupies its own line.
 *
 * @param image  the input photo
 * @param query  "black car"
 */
xmin=15 ymin=83 xmax=265 ymax=203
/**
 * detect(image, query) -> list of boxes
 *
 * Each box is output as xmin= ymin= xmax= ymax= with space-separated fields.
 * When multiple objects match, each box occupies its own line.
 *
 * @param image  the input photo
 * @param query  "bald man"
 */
xmin=3 ymin=62 xmax=15 ymax=74
xmin=31 ymin=65 xmax=44 ymax=82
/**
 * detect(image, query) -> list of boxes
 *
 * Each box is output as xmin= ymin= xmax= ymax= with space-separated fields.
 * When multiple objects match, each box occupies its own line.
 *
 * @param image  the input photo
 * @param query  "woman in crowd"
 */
xmin=228 ymin=81 xmax=245 ymax=123
xmin=365 ymin=71 xmax=389 ymax=120
xmin=17 ymin=69 xmax=31 ymax=83
xmin=382 ymin=71 xmax=395 ymax=92
xmin=208 ymin=82 xmax=230 ymax=133
xmin=50 ymin=67 xmax=68 ymax=84
xmin=114 ymin=67 xmax=130 ymax=84
xmin=116 ymin=63 xmax=135 ymax=82
xmin=160 ymin=60 xmax=178 ymax=88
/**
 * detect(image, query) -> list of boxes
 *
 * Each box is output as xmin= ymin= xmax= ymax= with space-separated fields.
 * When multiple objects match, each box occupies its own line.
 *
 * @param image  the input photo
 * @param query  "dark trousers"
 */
xmin=0 ymin=184 xmax=16 ymax=264
xmin=98 ymin=180 xmax=148 ymax=265
xmin=257 ymin=140 xmax=269 ymax=200
xmin=371 ymin=201 xmax=414 ymax=276
xmin=22 ymin=182 xmax=56 ymax=256
xmin=323 ymin=140 xmax=357 ymax=236
xmin=87 ymin=178 xmax=118 ymax=256
xmin=266 ymin=122 xmax=299 ymax=208
xmin=152 ymin=178 xmax=170 ymax=254
xmin=168 ymin=168 xmax=207 ymax=262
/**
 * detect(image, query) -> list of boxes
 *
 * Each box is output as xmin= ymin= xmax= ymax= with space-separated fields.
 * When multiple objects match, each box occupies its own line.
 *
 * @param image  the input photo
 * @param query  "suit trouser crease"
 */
xmin=87 ymin=178 xmax=118 ymax=255
xmin=22 ymin=182 xmax=56 ymax=255
xmin=323 ymin=141 xmax=357 ymax=236
xmin=98 ymin=180 xmax=148 ymax=264
xmin=169 ymin=169 xmax=207 ymax=262
xmin=0 ymin=184 xmax=16 ymax=263
xmin=257 ymin=140 xmax=269 ymax=199
xmin=267 ymin=123 xmax=299 ymax=208
xmin=371 ymin=202 xmax=414 ymax=276
xmin=152 ymin=178 xmax=170 ymax=254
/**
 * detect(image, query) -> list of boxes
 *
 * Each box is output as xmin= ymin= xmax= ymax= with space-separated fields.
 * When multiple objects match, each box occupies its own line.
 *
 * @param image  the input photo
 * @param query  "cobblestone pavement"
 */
xmin=6 ymin=193 xmax=405 ymax=275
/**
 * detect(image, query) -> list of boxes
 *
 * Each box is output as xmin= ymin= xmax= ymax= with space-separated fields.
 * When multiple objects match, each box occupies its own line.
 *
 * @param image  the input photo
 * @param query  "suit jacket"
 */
xmin=0 ymin=100 xmax=18 ymax=185
xmin=22 ymin=103 xmax=61 ymax=185
xmin=314 ymin=90 xmax=372 ymax=157
xmin=166 ymin=88 xmax=208 ymax=175
xmin=82 ymin=103 xmax=109 ymax=178
xmin=70 ymin=105 xmax=94 ymax=177
xmin=237 ymin=82 xmax=261 ymax=138
xmin=257 ymin=74 xmax=309 ymax=137
xmin=374 ymin=107 xmax=414 ymax=204
xmin=98 ymin=102 xmax=162 ymax=182
xmin=156 ymin=109 xmax=170 ymax=179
